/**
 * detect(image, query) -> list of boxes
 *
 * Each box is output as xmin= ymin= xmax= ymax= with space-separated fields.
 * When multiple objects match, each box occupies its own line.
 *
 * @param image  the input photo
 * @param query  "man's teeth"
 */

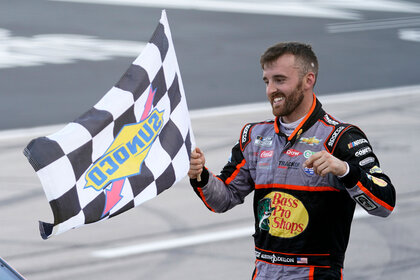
xmin=274 ymin=97 xmax=284 ymax=102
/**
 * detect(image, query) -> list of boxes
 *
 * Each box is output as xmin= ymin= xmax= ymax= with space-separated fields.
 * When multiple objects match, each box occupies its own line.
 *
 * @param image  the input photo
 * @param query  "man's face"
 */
xmin=262 ymin=54 xmax=305 ymax=120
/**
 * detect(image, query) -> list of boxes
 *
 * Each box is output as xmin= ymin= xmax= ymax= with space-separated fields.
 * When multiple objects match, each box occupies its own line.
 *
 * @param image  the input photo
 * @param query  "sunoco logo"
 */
xmin=85 ymin=108 xmax=164 ymax=191
xmin=257 ymin=192 xmax=308 ymax=238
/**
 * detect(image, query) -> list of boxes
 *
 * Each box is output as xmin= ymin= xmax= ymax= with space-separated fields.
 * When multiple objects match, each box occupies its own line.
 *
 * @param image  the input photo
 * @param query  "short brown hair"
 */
xmin=260 ymin=42 xmax=318 ymax=81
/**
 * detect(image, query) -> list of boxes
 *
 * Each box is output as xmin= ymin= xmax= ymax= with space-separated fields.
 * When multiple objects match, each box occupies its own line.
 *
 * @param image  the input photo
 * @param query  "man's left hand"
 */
xmin=303 ymin=150 xmax=347 ymax=177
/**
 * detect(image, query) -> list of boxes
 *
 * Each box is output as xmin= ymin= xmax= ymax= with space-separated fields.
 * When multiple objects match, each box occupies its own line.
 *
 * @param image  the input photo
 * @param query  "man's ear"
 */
xmin=304 ymin=72 xmax=316 ymax=90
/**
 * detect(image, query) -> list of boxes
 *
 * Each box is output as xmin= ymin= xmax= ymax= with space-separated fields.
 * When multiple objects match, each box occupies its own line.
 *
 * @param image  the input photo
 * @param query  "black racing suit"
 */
xmin=190 ymin=95 xmax=396 ymax=279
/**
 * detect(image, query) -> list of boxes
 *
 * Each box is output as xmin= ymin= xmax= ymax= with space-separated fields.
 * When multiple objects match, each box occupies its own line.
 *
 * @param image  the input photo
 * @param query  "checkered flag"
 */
xmin=23 ymin=10 xmax=195 ymax=239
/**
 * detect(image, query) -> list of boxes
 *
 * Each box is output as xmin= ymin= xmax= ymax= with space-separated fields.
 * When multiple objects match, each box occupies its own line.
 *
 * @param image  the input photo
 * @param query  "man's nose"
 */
xmin=266 ymin=81 xmax=277 ymax=96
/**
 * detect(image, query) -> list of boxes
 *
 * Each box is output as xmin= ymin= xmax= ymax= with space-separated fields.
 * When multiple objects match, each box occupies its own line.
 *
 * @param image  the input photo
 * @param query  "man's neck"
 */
xmin=279 ymin=116 xmax=305 ymax=136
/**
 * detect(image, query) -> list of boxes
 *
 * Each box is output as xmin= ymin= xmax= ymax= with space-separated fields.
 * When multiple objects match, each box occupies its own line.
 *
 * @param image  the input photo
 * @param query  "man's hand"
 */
xmin=188 ymin=147 xmax=206 ymax=179
xmin=303 ymin=150 xmax=347 ymax=177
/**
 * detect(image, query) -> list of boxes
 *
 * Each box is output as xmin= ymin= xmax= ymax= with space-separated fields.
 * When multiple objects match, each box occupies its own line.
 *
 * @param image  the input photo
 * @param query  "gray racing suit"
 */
xmin=190 ymin=95 xmax=396 ymax=279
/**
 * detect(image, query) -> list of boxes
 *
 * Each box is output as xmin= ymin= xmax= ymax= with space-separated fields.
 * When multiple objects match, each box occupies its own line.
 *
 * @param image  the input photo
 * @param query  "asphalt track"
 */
xmin=1 ymin=0 xmax=420 ymax=279
xmin=0 ymin=88 xmax=419 ymax=280
xmin=1 ymin=0 xmax=420 ymax=129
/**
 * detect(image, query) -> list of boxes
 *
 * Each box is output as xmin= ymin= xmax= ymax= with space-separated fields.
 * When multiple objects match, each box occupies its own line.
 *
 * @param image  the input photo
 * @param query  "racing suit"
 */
xmin=190 ymin=94 xmax=396 ymax=279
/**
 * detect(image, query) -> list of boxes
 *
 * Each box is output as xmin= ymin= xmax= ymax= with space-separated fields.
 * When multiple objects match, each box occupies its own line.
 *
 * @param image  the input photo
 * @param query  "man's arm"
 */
xmin=189 ymin=142 xmax=254 ymax=213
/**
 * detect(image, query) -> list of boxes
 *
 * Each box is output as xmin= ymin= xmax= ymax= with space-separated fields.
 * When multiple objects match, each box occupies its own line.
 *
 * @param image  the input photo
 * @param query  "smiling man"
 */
xmin=188 ymin=42 xmax=396 ymax=279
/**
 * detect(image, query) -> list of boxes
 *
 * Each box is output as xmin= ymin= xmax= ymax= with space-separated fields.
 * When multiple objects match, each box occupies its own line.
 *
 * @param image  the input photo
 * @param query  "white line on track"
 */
xmin=189 ymin=84 xmax=420 ymax=119
xmin=92 ymin=208 xmax=370 ymax=259
xmin=1 ymin=84 xmax=420 ymax=141
xmin=92 ymin=226 xmax=254 ymax=258
xmin=327 ymin=16 xmax=420 ymax=33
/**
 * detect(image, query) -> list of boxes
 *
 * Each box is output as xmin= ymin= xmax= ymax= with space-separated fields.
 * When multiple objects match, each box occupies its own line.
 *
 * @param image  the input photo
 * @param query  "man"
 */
xmin=188 ymin=42 xmax=395 ymax=279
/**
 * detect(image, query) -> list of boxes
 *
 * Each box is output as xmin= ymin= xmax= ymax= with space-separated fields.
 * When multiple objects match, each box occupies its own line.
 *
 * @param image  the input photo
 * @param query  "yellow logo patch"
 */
xmin=261 ymin=192 xmax=309 ymax=238
xmin=85 ymin=109 xmax=164 ymax=191
xmin=299 ymin=137 xmax=320 ymax=146
xmin=372 ymin=176 xmax=388 ymax=187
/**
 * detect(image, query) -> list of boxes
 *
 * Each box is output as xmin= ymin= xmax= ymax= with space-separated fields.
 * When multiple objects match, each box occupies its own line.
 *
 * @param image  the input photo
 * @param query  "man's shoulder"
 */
xmin=239 ymin=120 xmax=274 ymax=151
xmin=319 ymin=113 xmax=366 ymax=154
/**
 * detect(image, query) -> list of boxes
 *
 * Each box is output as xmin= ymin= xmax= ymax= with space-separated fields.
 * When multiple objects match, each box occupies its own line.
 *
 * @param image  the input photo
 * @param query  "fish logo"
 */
xmin=84 ymin=86 xmax=163 ymax=216
xmin=257 ymin=198 xmax=275 ymax=231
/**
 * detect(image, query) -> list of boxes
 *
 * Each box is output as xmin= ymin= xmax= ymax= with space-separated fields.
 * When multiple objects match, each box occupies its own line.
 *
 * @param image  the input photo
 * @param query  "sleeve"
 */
xmin=333 ymin=127 xmax=396 ymax=217
xmin=189 ymin=127 xmax=255 ymax=213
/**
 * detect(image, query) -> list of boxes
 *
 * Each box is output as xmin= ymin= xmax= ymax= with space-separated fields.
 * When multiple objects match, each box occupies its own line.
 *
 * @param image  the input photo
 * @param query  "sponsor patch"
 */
xmin=327 ymin=126 xmax=345 ymax=149
xmin=278 ymin=160 xmax=300 ymax=169
xmin=359 ymin=157 xmax=375 ymax=166
xmin=372 ymin=176 xmax=388 ymax=187
xmin=255 ymin=135 xmax=273 ymax=147
xmin=355 ymin=147 xmax=372 ymax=157
xmin=255 ymin=251 xmax=295 ymax=264
xmin=303 ymin=150 xmax=316 ymax=159
xmin=240 ymin=124 xmax=252 ymax=150
xmin=303 ymin=167 xmax=315 ymax=175
xmin=367 ymin=174 xmax=388 ymax=187
xmin=259 ymin=150 xmax=274 ymax=158
xmin=303 ymin=167 xmax=315 ymax=176
xmin=284 ymin=149 xmax=302 ymax=157
xmin=354 ymin=194 xmax=377 ymax=211
xmin=299 ymin=137 xmax=321 ymax=146
xmin=258 ymin=162 xmax=272 ymax=170
xmin=347 ymin=138 xmax=368 ymax=149
xmin=369 ymin=165 xmax=383 ymax=174
xmin=257 ymin=192 xmax=309 ymax=238
xmin=324 ymin=114 xmax=339 ymax=126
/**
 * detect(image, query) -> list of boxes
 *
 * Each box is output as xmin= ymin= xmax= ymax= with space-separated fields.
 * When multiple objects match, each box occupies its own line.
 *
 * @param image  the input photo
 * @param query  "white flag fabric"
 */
xmin=24 ymin=10 xmax=195 ymax=239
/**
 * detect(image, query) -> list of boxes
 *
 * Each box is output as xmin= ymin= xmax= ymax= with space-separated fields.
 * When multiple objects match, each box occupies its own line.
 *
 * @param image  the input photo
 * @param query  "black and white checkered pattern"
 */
xmin=24 ymin=10 xmax=195 ymax=239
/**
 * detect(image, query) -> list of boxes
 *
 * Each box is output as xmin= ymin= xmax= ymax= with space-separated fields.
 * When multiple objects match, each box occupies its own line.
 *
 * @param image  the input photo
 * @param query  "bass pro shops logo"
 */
xmin=257 ymin=192 xmax=309 ymax=238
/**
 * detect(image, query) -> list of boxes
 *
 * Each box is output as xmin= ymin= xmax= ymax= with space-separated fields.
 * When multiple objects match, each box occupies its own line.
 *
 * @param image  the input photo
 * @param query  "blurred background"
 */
xmin=0 ymin=0 xmax=419 ymax=279
xmin=1 ymin=0 xmax=420 ymax=130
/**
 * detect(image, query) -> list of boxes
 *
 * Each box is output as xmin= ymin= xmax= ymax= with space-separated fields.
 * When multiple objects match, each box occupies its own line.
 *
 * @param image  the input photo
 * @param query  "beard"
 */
xmin=271 ymin=79 xmax=305 ymax=117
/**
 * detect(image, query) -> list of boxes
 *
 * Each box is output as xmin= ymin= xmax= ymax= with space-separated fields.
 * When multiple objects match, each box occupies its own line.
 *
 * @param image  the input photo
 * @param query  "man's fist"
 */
xmin=188 ymin=147 xmax=206 ymax=179
xmin=303 ymin=150 xmax=347 ymax=177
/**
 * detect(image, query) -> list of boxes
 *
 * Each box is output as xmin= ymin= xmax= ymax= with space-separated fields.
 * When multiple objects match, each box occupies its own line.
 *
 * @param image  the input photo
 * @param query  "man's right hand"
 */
xmin=188 ymin=147 xmax=205 ymax=179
